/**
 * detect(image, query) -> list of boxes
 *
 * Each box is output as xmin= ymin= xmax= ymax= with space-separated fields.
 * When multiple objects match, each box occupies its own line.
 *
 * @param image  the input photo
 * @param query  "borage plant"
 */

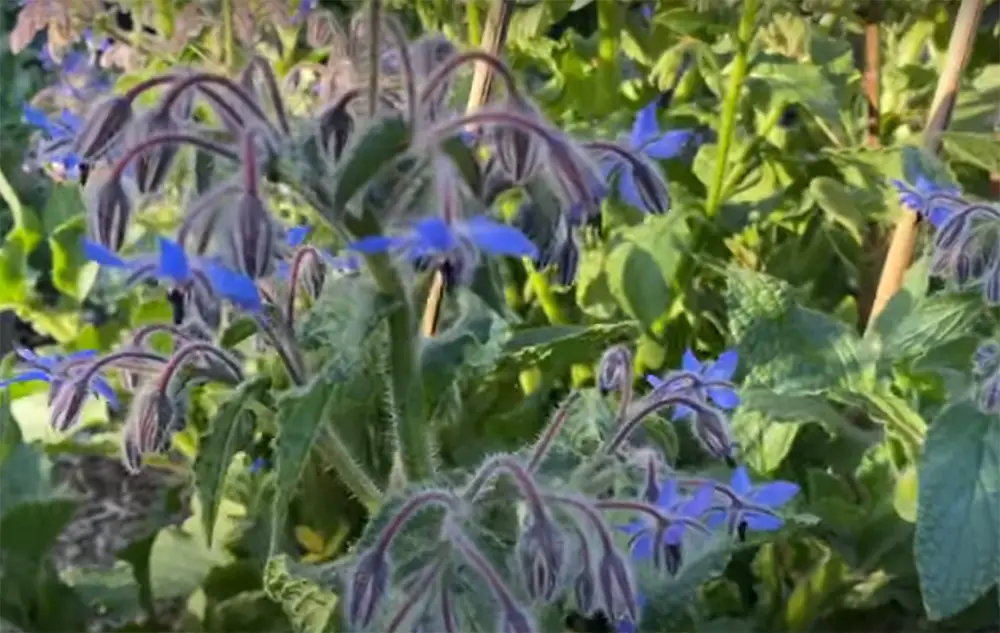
xmin=1 ymin=6 xmax=805 ymax=632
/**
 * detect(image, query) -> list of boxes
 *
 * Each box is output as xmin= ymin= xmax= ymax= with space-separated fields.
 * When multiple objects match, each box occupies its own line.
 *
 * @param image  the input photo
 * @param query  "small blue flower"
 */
xmin=85 ymin=238 xmax=263 ymax=312
xmin=292 ymin=0 xmax=317 ymax=23
xmin=249 ymin=456 xmax=269 ymax=473
xmin=0 ymin=347 xmax=119 ymax=410
xmin=348 ymin=216 xmax=538 ymax=261
xmin=23 ymin=105 xmax=83 ymax=175
xmin=707 ymin=466 xmax=800 ymax=533
xmin=647 ymin=348 xmax=740 ymax=421
xmin=890 ymin=176 xmax=961 ymax=228
xmin=620 ymin=479 xmax=714 ymax=562
xmin=286 ymin=225 xmax=311 ymax=248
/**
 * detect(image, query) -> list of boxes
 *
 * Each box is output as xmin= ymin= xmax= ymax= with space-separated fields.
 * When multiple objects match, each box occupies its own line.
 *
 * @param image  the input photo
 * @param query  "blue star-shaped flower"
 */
xmin=23 ymin=105 xmax=83 ymax=176
xmin=85 ymin=237 xmax=262 ymax=312
xmin=602 ymin=100 xmax=692 ymax=213
xmin=0 ymin=346 xmax=119 ymax=411
xmin=890 ymin=176 xmax=961 ymax=228
xmin=276 ymin=224 xmax=360 ymax=281
xmin=348 ymin=216 xmax=537 ymax=261
xmin=620 ymin=479 xmax=714 ymax=561
xmin=706 ymin=465 xmax=800 ymax=532
xmin=647 ymin=348 xmax=740 ymax=421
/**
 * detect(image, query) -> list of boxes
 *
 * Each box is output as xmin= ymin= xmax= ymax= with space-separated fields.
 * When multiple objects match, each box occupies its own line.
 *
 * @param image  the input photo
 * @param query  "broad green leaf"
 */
xmin=61 ymin=561 xmax=144 ymax=625
xmin=808 ymin=177 xmax=870 ymax=245
xmin=0 ymin=166 xmax=40 ymax=238
xmin=940 ymin=132 xmax=1000 ymax=173
xmin=855 ymin=388 xmax=927 ymax=461
xmin=333 ymin=117 xmax=410 ymax=210
xmin=263 ymin=555 xmax=338 ymax=633
xmin=41 ymin=183 xmax=84 ymax=234
xmin=194 ymin=377 xmax=269 ymax=546
xmin=915 ymin=401 xmax=1000 ymax=620
xmin=0 ymin=395 xmax=53 ymax=520
xmin=749 ymin=60 xmax=839 ymax=122
xmin=606 ymin=243 xmax=672 ymax=330
xmin=48 ymin=216 xmax=98 ymax=301
xmin=730 ymin=409 xmax=799 ymax=475
xmin=874 ymin=292 xmax=984 ymax=363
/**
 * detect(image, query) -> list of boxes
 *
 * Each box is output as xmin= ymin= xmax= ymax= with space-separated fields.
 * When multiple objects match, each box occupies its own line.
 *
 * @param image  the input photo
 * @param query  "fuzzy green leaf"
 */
xmin=263 ymin=555 xmax=338 ymax=633
xmin=333 ymin=117 xmax=411 ymax=210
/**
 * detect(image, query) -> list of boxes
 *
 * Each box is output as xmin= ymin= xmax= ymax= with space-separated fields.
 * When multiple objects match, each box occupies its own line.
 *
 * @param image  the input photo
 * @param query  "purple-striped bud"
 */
xmin=186 ymin=280 xmax=223 ymax=330
xmin=597 ymin=345 xmax=632 ymax=395
xmin=438 ymin=587 xmax=459 ymax=633
xmin=979 ymin=374 xmax=1000 ymax=414
xmin=955 ymin=253 xmax=972 ymax=286
xmin=493 ymin=99 xmax=545 ymax=185
xmin=973 ymin=340 xmax=1000 ymax=377
xmin=984 ymin=267 xmax=1000 ymax=306
xmin=517 ymin=513 xmax=566 ymax=602
xmin=318 ymin=94 xmax=356 ymax=161
xmin=135 ymin=110 xmax=180 ymax=194
xmin=622 ymin=153 xmax=671 ymax=215
xmin=223 ymin=193 xmax=277 ymax=279
xmin=50 ymin=379 xmax=89 ymax=433
xmin=573 ymin=568 xmax=597 ymax=615
xmin=656 ymin=541 xmax=683 ymax=576
xmin=74 ymin=96 xmax=134 ymax=160
xmin=692 ymin=408 xmax=738 ymax=466
xmin=556 ymin=237 xmax=579 ymax=286
xmin=595 ymin=548 xmax=639 ymax=623
xmin=122 ymin=387 xmax=175 ymax=473
xmin=346 ymin=549 xmax=391 ymax=630
xmin=88 ymin=176 xmax=131 ymax=252
xmin=934 ymin=213 xmax=969 ymax=252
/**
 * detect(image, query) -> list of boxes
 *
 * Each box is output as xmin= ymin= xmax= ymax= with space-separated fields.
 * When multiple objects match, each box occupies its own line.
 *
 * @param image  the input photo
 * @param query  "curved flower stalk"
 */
xmin=343 ymin=343 xmax=800 ymax=632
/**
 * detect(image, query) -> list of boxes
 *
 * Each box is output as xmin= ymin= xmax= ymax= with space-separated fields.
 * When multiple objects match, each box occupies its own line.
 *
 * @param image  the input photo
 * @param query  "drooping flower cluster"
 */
xmin=892 ymin=176 xmax=1000 ymax=304
xmin=343 ymin=344 xmax=799 ymax=632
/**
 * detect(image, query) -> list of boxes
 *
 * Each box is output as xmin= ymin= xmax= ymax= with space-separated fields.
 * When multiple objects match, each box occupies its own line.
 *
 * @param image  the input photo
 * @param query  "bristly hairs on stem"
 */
xmin=603 ymin=392 xmax=714 ymax=454
xmin=252 ymin=315 xmax=306 ymax=386
xmin=285 ymin=246 xmax=325 ymax=330
xmin=244 ymin=55 xmax=291 ymax=134
xmin=382 ymin=17 xmax=417 ymax=124
xmin=385 ymin=555 xmax=448 ymax=633
xmin=178 ymin=182 xmax=243 ymax=251
xmin=418 ymin=50 xmax=520 ymax=111
xmin=372 ymin=489 xmax=462 ymax=556
xmin=527 ymin=391 xmax=582 ymax=472
xmin=155 ymin=341 xmax=245 ymax=392
xmin=156 ymin=72 xmax=277 ymax=136
xmin=460 ymin=455 xmax=548 ymax=517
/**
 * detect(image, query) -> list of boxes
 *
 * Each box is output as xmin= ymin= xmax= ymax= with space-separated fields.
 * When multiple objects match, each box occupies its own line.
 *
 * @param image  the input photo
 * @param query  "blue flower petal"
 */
xmin=630 ymin=100 xmax=660 ymax=149
xmin=730 ymin=466 xmax=753 ymax=495
xmin=750 ymin=481 xmax=800 ymax=508
xmin=671 ymin=403 xmax=694 ymax=421
xmin=204 ymin=263 xmax=262 ymax=312
xmin=646 ymin=374 xmax=665 ymax=389
xmin=707 ymin=386 xmax=741 ymax=410
xmin=465 ymin=216 xmax=538 ymax=257
xmin=629 ymin=532 xmax=654 ymax=561
xmin=0 ymin=370 xmax=52 ymax=388
xmin=412 ymin=217 xmax=457 ymax=252
xmin=617 ymin=167 xmax=650 ymax=212
xmin=157 ymin=237 xmax=190 ymax=283
xmin=744 ymin=512 xmax=784 ymax=532
xmin=90 ymin=377 xmax=120 ymax=410
xmin=348 ymin=235 xmax=402 ymax=254
xmin=84 ymin=240 xmax=128 ymax=268
xmin=706 ymin=349 xmax=738 ymax=381
xmin=286 ymin=225 xmax=311 ymax=247
xmin=642 ymin=130 xmax=692 ymax=160
xmin=681 ymin=348 xmax=702 ymax=373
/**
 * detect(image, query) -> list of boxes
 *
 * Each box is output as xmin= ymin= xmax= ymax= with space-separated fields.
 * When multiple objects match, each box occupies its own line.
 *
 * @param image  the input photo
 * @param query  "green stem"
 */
xmin=318 ymin=424 xmax=382 ymax=513
xmin=705 ymin=0 xmax=759 ymax=217
xmin=596 ymin=0 xmax=620 ymax=102
xmin=221 ymin=0 xmax=234 ymax=68
xmin=467 ymin=0 xmax=483 ymax=47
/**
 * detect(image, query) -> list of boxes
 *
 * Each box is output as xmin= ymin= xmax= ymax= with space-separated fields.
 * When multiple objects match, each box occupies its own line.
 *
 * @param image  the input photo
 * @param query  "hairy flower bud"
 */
xmin=573 ymin=568 xmax=597 ymax=615
xmin=50 ymin=379 xmax=89 ymax=432
xmin=122 ymin=386 xmax=175 ymax=473
xmin=556 ymin=236 xmax=580 ymax=286
xmin=88 ymin=176 xmax=132 ymax=252
xmin=973 ymin=340 xmax=1000 ymax=377
xmin=497 ymin=603 xmax=536 ymax=633
xmin=346 ymin=549 xmax=391 ymax=630
xmin=135 ymin=110 xmax=180 ymax=194
xmin=979 ymin=374 xmax=1000 ymax=414
xmin=692 ymin=408 xmax=738 ymax=466
xmin=598 ymin=345 xmax=633 ymax=395
xmin=493 ymin=98 xmax=545 ymax=185
xmin=984 ymin=267 xmax=1000 ymax=306
xmin=223 ymin=193 xmax=277 ymax=279
xmin=595 ymin=548 xmax=638 ymax=623
xmin=517 ymin=514 xmax=566 ymax=603
xmin=74 ymin=96 xmax=133 ymax=160
xmin=318 ymin=93 xmax=356 ymax=161
xmin=934 ymin=213 xmax=969 ymax=252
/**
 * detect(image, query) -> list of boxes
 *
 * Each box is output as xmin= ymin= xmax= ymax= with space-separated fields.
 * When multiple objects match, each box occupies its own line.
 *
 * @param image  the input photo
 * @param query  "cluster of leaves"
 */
xmin=1 ymin=1 xmax=999 ymax=632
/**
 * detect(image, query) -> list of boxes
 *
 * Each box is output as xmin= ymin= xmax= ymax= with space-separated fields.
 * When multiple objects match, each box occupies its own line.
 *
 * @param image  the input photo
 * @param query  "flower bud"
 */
xmin=88 ymin=176 xmax=132 ymax=252
xmin=979 ymin=374 xmax=1000 ymax=414
xmin=984 ymin=267 xmax=1000 ymax=306
xmin=595 ymin=548 xmax=638 ymax=623
xmin=573 ymin=569 xmax=597 ymax=615
xmin=493 ymin=98 xmax=545 ymax=185
xmin=556 ymin=237 xmax=580 ymax=286
xmin=934 ymin=213 xmax=969 ymax=252
xmin=346 ymin=549 xmax=391 ymax=630
xmin=621 ymin=154 xmax=671 ymax=215
xmin=122 ymin=387 xmax=175 ymax=473
xmin=50 ymin=379 xmax=89 ymax=433
xmin=223 ymin=193 xmax=278 ymax=279
xmin=497 ymin=603 xmax=536 ymax=633
xmin=597 ymin=345 xmax=632 ymax=395
xmin=318 ymin=94 xmax=356 ymax=161
xmin=973 ymin=340 xmax=1000 ymax=377
xmin=74 ymin=96 xmax=133 ymax=160
xmin=517 ymin=514 xmax=566 ymax=602
xmin=692 ymin=408 xmax=738 ymax=466
xmin=136 ymin=110 xmax=180 ymax=194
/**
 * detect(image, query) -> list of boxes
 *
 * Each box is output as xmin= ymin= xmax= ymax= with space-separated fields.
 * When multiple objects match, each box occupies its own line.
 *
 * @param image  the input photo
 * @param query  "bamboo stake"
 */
xmin=866 ymin=0 xmax=985 ymax=329
xmin=420 ymin=0 xmax=515 ymax=337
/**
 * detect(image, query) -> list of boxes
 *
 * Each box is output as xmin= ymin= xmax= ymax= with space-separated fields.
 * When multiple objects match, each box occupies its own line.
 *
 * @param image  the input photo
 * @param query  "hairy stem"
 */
xmin=111 ymin=133 xmax=238 ymax=182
